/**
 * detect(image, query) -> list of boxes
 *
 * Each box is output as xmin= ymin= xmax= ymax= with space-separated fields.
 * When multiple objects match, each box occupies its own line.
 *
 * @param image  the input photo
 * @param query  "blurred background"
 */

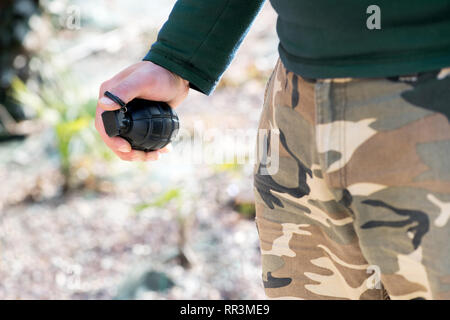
xmin=0 ymin=0 xmax=278 ymax=299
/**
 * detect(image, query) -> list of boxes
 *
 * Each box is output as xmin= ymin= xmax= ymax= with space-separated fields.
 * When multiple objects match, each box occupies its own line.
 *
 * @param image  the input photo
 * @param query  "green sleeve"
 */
xmin=143 ymin=0 xmax=265 ymax=95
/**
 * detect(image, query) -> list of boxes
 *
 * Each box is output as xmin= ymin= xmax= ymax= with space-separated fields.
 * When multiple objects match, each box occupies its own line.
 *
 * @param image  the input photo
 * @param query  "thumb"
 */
xmin=98 ymin=73 xmax=148 ymax=111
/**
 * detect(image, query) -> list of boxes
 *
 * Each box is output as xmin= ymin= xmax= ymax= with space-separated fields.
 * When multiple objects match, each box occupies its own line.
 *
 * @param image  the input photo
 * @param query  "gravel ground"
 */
xmin=0 ymin=1 xmax=278 ymax=299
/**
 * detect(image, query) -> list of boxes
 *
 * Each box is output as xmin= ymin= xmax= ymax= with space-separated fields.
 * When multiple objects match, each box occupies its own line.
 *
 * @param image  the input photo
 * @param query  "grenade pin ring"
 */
xmin=104 ymin=91 xmax=128 ymax=113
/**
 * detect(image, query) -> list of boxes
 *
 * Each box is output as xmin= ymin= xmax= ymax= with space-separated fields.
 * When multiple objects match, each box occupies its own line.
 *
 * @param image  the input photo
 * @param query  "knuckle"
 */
xmin=99 ymin=82 xmax=109 ymax=96
xmin=113 ymin=78 xmax=131 ymax=93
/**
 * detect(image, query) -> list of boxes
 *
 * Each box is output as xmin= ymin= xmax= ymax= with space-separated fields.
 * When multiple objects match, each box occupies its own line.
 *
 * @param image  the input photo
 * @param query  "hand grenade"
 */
xmin=101 ymin=91 xmax=179 ymax=151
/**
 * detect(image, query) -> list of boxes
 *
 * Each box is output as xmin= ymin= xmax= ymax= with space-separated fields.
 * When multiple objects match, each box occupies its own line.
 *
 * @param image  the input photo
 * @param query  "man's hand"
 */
xmin=95 ymin=61 xmax=189 ymax=161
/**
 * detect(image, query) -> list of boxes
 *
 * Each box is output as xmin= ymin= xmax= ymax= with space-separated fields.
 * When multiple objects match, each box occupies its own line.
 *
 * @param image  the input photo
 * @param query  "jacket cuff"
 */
xmin=143 ymin=48 xmax=218 ymax=95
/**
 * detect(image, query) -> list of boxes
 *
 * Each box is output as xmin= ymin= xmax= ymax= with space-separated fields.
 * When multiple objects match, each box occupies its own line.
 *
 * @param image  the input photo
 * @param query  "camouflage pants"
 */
xmin=253 ymin=59 xmax=450 ymax=300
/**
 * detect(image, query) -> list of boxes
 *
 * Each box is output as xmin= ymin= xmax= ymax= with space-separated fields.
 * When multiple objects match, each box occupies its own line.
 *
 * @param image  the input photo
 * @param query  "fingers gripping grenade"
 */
xmin=101 ymin=91 xmax=179 ymax=151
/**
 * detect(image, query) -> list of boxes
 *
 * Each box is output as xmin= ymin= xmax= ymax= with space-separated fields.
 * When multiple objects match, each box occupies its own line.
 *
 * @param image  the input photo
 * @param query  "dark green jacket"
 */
xmin=144 ymin=0 xmax=450 ymax=95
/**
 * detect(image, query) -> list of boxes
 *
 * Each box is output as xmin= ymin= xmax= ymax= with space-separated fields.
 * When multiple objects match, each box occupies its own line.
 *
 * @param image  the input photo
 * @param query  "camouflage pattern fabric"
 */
xmin=253 ymin=59 xmax=450 ymax=300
